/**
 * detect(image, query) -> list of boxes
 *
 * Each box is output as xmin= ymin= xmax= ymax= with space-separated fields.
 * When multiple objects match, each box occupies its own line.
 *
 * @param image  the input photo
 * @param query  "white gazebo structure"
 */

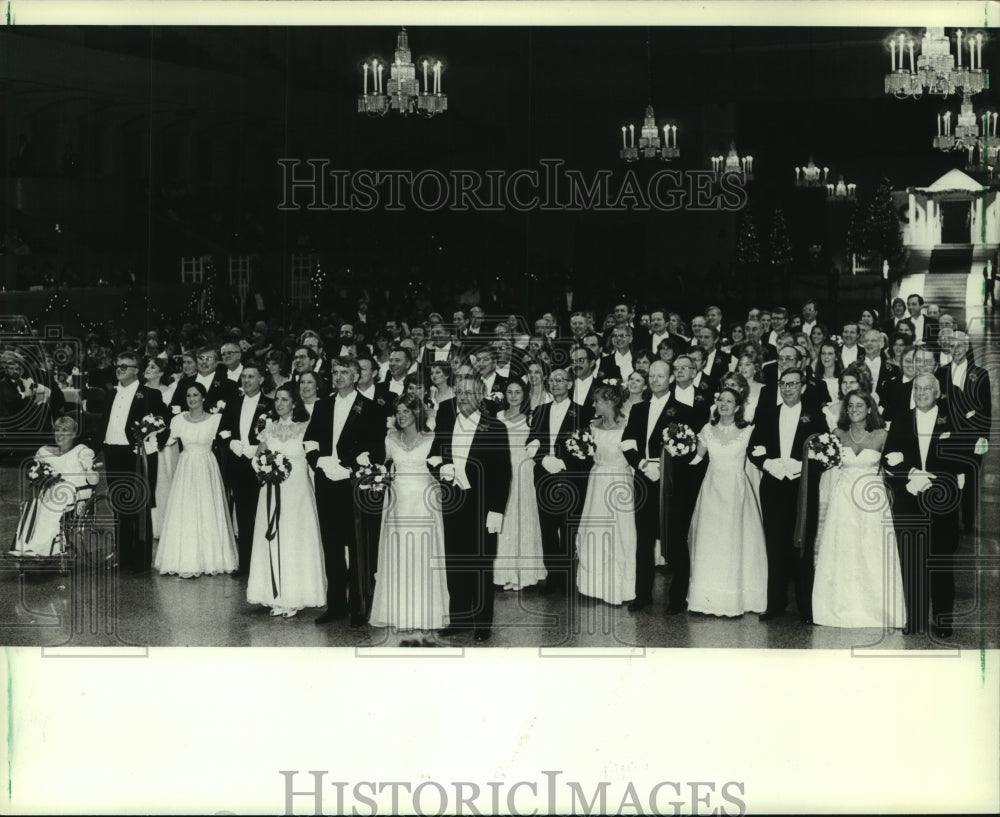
xmin=903 ymin=168 xmax=1000 ymax=248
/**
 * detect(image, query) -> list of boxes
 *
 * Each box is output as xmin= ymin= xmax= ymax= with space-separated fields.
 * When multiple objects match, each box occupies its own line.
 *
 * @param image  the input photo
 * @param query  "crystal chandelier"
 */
xmin=358 ymin=28 xmax=447 ymax=117
xmin=884 ymin=27 xmax=988 ymax=99
xmin=618 ymin=33 xmax=679 ymax=162
xmin=826 ymin=176 xmax=857 ymax=201
xmin=619 ymin=105 xmax=679 ymax=162
xmin=711 ymin=141 xmax=753 ymax=181
xmin=794 ymin=157 xmax=829 ymax=187
xmin=933 ymin=93 xmax=999 ymax=171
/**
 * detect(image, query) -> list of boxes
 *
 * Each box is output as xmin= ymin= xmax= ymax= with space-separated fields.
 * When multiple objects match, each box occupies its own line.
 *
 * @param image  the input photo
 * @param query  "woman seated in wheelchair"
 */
xmin=11 ymin=416 xmax=98 ymax=557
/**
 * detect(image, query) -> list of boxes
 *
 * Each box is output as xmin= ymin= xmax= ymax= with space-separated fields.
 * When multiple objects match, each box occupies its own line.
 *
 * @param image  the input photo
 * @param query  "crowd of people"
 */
xmin=4 ymin=290 xmax=992 ymax=641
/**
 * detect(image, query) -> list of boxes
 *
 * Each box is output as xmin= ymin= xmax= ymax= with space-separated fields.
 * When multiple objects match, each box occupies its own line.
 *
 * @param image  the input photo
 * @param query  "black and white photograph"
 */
xmin=1 ymin=2 xmax=997 ymax=814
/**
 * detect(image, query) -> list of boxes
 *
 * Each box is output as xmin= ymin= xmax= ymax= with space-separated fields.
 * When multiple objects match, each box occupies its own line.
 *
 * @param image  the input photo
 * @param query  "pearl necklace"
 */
xmin=848 ymin=425 xmax=869 ymax=444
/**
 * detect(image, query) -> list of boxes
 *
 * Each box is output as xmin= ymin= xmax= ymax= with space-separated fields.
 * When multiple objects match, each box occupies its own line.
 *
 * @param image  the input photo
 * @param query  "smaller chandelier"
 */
xmin=884 ymin=27 xmax=988 ymax=100
xmin=933 ymin=94 xmax=1000 ymax=170
xmin=711 ymin=141 xmax=753 ymax=181
xmin=794 ymin=158 xmax=829 ymax=187
xmin=358 ymin=28 xmax=447 ymax=117
xmin=826 ymin=176 xmax=857 ymax=201
xmin=619 ymin=105 xmax=679 ymax=162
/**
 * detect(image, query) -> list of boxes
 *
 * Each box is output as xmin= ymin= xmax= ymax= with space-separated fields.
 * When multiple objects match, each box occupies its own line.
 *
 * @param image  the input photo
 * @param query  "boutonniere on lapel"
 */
xmin=351 ymin=403 xmax=363 ymax=417
xmin=936 ymin=416 xmax=947 ymax=427
xmin=939 ymin=431 xmax=951 ymax=439
xmin=209 ymin=400 xmax=226 ymax=414
xmin=376 ymin=397 xmax=386 ymax=407
xmin=694 ymin=393 xmax=705 ymax=404
xmin=133 ymin=391 xmax=144 ymax=402
xmin=800 ymin=415 xmax=812 ymax=425
xmin=664 ymin=406 xmax=677 ymax=418
xmin=968 ymin=371 xmax=978 ymax=384
xmin=254 ymin=414 xmax=273 ymax=436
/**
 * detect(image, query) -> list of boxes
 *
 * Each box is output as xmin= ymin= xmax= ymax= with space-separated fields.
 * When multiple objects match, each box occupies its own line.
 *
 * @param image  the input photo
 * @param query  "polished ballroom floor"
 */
xmin=2 ymin=305 xmax=998 ymax=652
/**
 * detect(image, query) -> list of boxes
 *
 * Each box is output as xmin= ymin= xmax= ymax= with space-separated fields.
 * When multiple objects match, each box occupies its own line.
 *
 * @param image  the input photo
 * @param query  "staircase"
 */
xmin=920 ymin=244 xmax=974 ymax=326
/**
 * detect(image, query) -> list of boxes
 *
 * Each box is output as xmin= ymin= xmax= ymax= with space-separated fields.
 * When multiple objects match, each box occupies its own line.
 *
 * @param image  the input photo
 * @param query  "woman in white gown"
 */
xmin=12 ymin=416 xmax=98 ymax=556
xmin=687 ymin=388 xmax=768 ymax=616
xmin=576 ymin=383 xmax=636 ymax=605
xmin=154 ymin=383 xmax=239 ymax=577
xmin=812 ymin=390 xmax=906 ymax=629
xmin=494 ymin=379 xmax=547 ymax=591
xmin=369 ymin=393 xmax=450 ymax=631
xmin=246 ymin=383 xmax=326 ymax=617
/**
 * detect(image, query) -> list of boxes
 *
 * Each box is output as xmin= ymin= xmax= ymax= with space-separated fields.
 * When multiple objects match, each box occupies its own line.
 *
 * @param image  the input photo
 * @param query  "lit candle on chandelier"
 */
xmin=977 ymin=33 xmax=983 ymax=68
xmin=957 ymin=30 xmax=962 ymax=67
xmin=795 ymin=167 xmax=801 ymax=182
xmin=435 ymin=62 xmax=443 ymax=94
xmin=746 ymin=156 xmax=753 ymax=173
xmin=938 ymin=113 xmax=942 ymax=136
xmin=622 ymin=126 xmax=627 ymax=149
xmin=848 ymin=183 xmax=856 ymax=196
xmin=629 ymin=124 xmax=635 ymax=149
xmin=908 ymin=39 xmax=915 ymax=73
xmin=363 ymin=62 xmax=369 ymax=95
xmin=376 ymin=62 xmax=383 ymax=94
xmin=827 ymin=183 xmax=834 ymax=196
xmin=992 ymin=112 xmax=998 ymax=137
xmin=422 ymin=60 xmax=429 ymax=94
xmin=890 ymin=39 xmax=896 ymax=71
xmin=823 ymin=167 xmax=829 ymax=182
xmin=663 ymin=125 xmax=670 ymax=147
xmin=671 ymin=125 xmax=677 ymax=147
xmin=969 ymin=39 xmax=975 ymax=70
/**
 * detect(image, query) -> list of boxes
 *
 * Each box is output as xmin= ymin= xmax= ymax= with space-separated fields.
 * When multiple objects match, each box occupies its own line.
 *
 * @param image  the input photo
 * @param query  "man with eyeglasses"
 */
xmin=170 ymin=346 xmax=238 ymax=413
xmin=569 ymin=346 xmax=599 ymax=414
xmin=527 ymin=366 xmax=589 ymax=596
xmin=838 ymin=322 xmax=864 ymax=370
xmin=220 ymin=342 xmax=243 ymax=383
xmin=748 ymin=367 xmax=826 ymax=623
xmin=757 ymin=345 xmax=821 ymax=420
xmin=599 ymin=325 xmax=634 ymax=382
xmin=883 ymin=373 xmax=962 ymax=638
xmin=93 ymin=351 xmax=168 ymax=573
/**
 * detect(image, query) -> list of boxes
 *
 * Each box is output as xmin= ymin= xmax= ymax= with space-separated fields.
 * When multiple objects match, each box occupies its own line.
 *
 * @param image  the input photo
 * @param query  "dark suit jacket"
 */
xmin=702 ymin=349 xmax=733 ymax=390
xmin=304 ymin=391 xmax=385 ymax=474
xmin=91 ymin=383 xmax=168 ymax=453
xmin=170 ymin=367 xmax=239 ymax=412
xmin=881 ymin=379 xmax=915 ymax=429
xmin=860 ymin=355 xmax=901 ymax=397
xmin=747 ymin=401 xmax=827 ymax=474
xmin=372 ymin=380 xmax=406 ymax=416
xmin=936 ymin=361 xmax=992 ymax=439
xmin=527 ymin=398 xmax=589 ymax=474
xmin=882 ymin=407 xmax=962 ymax=518
xmin=428 ymin=412 xmax=511 ymax=516
xmin=217 ymin=392 xmax=275 ymax=447
xmin=621 ymin=389 xmax=709 ymax=471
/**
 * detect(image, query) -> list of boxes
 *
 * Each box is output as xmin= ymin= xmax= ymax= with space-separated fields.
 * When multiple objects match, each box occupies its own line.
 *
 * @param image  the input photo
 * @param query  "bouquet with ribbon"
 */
xmin=252 ymin=450 xmax=293 ymax=598
xmin=27 ymin=458 xmax=62 ymax=493
xmin=130 ymin=414 xmax=166 ymax=454
xmin=253 ymin=413 xmax=275 ymax=438
xmin=663 ymin=423 xmax=698 ymax=457
xmin=806 ymin=432 xmax=843 ymax=470
xmin=353 ymin=459 xmax=394 ymax=495
xmin=565 ymin=428 xmax=596 ymax=462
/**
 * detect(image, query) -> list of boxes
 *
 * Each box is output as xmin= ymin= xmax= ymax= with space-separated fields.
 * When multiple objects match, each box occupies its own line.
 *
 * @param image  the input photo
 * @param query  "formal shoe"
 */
xmin=758 ymin=610 xmax=783 ymax=622
xmin=665 ymin=605 xmax=687 ymax=615
xmin=269 ymin=608 xmax=283 ymax=617
xmin=349 ymin=615 xmax=367 ymax=628
xmin=933 ymin=625 xmax=953 ymax=639
xmin=282 ymin=609 xmax=299 ymax=619
xmin=627 ymin=599 xmax=650 ymax=612
xmin=473 ymin=629 xmax=492 ymax=642
xmin=315 ymin=610 xmax=348 ymax=625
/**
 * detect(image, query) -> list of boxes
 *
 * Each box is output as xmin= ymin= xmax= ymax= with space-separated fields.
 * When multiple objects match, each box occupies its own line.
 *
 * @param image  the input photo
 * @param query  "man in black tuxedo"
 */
xmin=473 ymin=348 xmax=508 ymax=415
xmin=881 ymin=345 xmax=918 ymax=428
xmin=621 ymin=360 xmax=682 ymax=611
xmin=838 ymin=323 xmax=864 ymax=371
xmin=905 ymin=293 xmax=939 ymax=346
xmin=92 ymin=351 xmax=168 ymax=573
xmin=217 ymin=362 xmax=274 ymax=576
xmin=697 ymin=325 xmax=732 ymax=391
xmin=421 ymin=322 xmax=455 ymax=369
xmin=936 ymin=331 xmax=991 ymax=533
xmin=612 ymin=302 xmax=651 ymax=353
xmin=860 ymin=329 xmax=900 ymax=401
xmin=527 ymin=366 xmax=589 ymax=596
xmin=372 ymin=346 xmax=409 ymax=416
xmin=748 ymin=367 xmax=827 ymax=622
xmin=601 ymin=325 xmax=635 ymax=383
xmin=170 ymin=346 xmax=239 ymax=412
xmin=305 ymin=357 xmax=385 ymax=626
xmin=569 ymin=346 xmax=600 ymax=410
xmin=883 ymin=373 xmax=963 ymax=637
xmin=429 ymin=367 xmax=511 ymax=642
xmin=757 ymin=345 xmax=822 ymax=420
xmin=290 ymin=346 xmax=318 ymax=383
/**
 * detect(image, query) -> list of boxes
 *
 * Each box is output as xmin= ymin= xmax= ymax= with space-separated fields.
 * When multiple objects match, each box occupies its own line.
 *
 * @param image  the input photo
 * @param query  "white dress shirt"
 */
xmin=614 ymin=351 xmax=634 ymax=381
xmin=226 ymin=364 xmax=243 ymax=383
xmin=195 ymin=372 xmax=215 ymax=392
xmin=432 ymin=342 xmax=452 ymax=362
xmin=387 ymin=377 xmax=405 ymax=396
xmin=911 ymin=314 xmax=925 ymax=340
xmin=673 ymin=384 xmax=695 ymax=407
xmin=450 ymin=410 xmax=480 ymax=490
xmin=573 ymin=373 xmax=594 ymax=406
xmin=104 ymin=380 xmax=140 ymax=445
xmin=239 ymin=392 xmax=260 ymax=441
xmin=865 ymin=356 xmax=882 ymax=392
xmin=482 ymin=371 xmax=498 ymax=396
xmin=778 ymin=401 xmax=802 ymax=460
xmin=703 ymin=349 xmax=718 ymax=376
xmin=802 ymin=320 xmax=816 ymax=337
xmin=548 ymin=398 xmax=571 ymax=456
xmin=358 ymin=384 xmax=376 ymax=401
xmin=951 ymin=359 xmax=968 ymax=392
xmin=915 ymin=405 xmax=938 ymax=470
xmin=645 ymin=393 xmax=669 ymax=459
xmin=332 ymin=389 xmax=358 ymax=451
xmin=650 ymin=331 xmax=670 ymax=354
xmin=839 ymin=345 xmax=859 ymax=370
xmin=496 ymin=364 xmax=511 ymax=380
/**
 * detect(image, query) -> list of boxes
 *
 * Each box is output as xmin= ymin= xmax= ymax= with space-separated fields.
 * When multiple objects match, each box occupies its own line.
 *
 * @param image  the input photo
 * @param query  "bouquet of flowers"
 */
xmin=27 ymin=459 xmax=62 ymax=493
xmin=663 ymin=423 xmax=698 ymax=457
xmin=827 ymin=334 xmax=844 ymax=348
xmin=485 ymin=391 xmax=505 ymax=405
xmin=565 ymin=428 xmax=596 ymax=462
xmin=600 ymin=377 xmax=620 ymax=388
xmin=253 ymin=413 xmax=275 ymax=437
xmin=353 ymin=460 xmax=394 ymax=495
xmin=130 ymin=413 xmax=166 ymax=453
xmin=252 ymin=450 xmax=293 ymax=486
xmin=209 ymin=400 xmax=227 ymax=415
xmin=806 ymin=432 xmax=843 ymax=470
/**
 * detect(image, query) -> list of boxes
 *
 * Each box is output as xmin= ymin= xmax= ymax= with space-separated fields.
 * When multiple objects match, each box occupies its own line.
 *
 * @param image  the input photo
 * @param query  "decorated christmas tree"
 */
xmin=736 ymin=212 xmax=761 ymax=265
xmin=769 ymin=209 xmax=793 ymax=267
xmin=866 ymin=177 xmax=903 ymax=269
